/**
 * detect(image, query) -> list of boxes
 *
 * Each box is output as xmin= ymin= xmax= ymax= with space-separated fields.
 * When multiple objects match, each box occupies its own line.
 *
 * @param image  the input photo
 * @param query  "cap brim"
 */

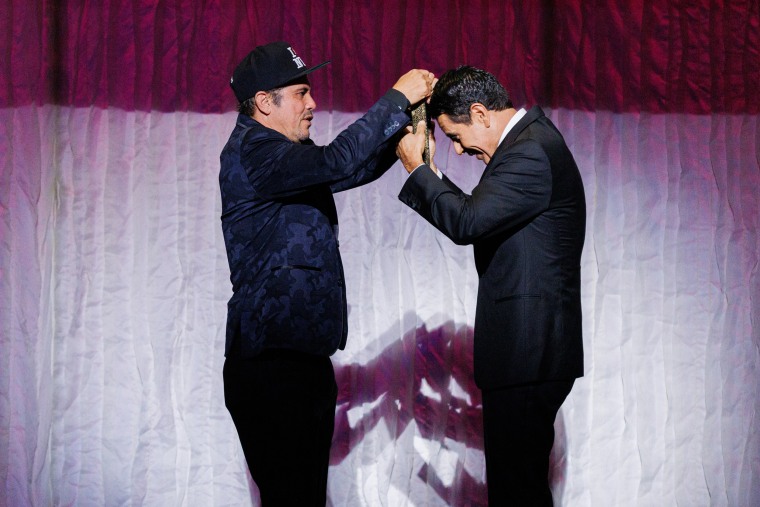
xmin=280 ymin=60 xmax=331 ymax=87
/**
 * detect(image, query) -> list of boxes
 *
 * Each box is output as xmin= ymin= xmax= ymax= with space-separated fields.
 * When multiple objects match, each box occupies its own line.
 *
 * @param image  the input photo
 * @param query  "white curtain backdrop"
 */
xmin=1 ymin=104 xmax=759 ymax=506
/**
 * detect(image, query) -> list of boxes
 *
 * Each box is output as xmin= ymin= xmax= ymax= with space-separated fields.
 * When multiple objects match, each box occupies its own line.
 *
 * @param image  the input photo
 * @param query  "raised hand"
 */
xmin=392 ymin=69 xmax=435 ymax=106
xmin=396 ymin=120 xmax=438 ymax=175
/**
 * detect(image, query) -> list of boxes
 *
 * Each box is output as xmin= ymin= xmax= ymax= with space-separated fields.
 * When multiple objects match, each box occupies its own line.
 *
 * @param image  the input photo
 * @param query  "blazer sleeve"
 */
xmin=329 ymin=137 xmax=400 ymax=193
xmin=244 ymin=90 xmax=409 ymax=199
xmin=398 ymin=138 xmax=552 ymax=245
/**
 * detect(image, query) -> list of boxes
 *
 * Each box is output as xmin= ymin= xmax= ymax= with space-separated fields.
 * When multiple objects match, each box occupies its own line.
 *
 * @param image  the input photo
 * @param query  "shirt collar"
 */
xmin=498 ymin=107 xmax=527 ymax=146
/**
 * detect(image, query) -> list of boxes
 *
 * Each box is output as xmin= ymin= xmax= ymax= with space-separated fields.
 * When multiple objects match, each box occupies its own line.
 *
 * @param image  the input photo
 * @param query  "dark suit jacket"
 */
xmin=220 ymin=90 xmax=409 ymax=358
xmin=399 ymin=106 xmax=586 ymax=389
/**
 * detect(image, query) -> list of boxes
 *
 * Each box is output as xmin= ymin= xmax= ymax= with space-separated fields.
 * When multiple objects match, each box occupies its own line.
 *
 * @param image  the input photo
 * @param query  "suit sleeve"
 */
xmin=398 ymin=139 xmax=552 ymax=245
xmin=244 ymin=90 xmax=409 ymax=199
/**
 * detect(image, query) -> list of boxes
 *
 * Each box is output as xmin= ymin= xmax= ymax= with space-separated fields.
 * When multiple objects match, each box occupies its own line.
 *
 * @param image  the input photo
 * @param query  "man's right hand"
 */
xmin=396 ymin=121 xmax=439 ymax=175
xmin=392 ymin=69 xmax=435 ymax=106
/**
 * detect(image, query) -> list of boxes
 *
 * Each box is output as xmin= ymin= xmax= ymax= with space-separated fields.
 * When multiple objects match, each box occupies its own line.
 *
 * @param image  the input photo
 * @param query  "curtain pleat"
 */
xmin=2 ymin=1 xmax=759 ymax=506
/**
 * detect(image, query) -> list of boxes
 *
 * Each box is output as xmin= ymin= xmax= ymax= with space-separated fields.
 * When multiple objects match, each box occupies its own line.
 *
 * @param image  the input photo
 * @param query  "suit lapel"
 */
xmin=480 ymin=106 xmax=545 ymax=181
xmin=504 ymin=105 xmax=544 ymax=145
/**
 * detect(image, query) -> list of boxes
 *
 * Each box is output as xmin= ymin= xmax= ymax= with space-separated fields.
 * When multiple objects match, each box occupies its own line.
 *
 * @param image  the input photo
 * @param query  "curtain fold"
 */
xmin=2 ymin=1 xmax=759 ymax=506
xmin=3 ymin=1 xmax=758 ymax=114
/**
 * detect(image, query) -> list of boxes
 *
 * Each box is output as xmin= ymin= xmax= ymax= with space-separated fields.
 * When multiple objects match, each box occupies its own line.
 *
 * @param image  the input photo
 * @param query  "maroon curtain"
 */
xmin=2 ymin=1 xmax=759 ymax=506
xmin=2 ymin=0 xmax=758 ymax=114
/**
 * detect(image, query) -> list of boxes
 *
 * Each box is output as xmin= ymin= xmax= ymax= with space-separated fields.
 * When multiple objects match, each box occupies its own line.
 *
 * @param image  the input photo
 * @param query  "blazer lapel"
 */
xmin=504 ymin=105 xmax=544 ymax=145
xmin=479 ymin=106 xmax=545 ymax=181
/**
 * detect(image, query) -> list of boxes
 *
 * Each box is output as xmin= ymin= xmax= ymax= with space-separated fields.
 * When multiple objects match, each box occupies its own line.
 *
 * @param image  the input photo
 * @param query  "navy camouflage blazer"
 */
xmin=220 ymin=90 xmax=410 ymax=358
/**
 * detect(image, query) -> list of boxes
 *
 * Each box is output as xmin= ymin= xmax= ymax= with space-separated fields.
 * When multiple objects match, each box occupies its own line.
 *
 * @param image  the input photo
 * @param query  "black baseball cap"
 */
xmin=230 ymin=41 xmax=330 ymax=102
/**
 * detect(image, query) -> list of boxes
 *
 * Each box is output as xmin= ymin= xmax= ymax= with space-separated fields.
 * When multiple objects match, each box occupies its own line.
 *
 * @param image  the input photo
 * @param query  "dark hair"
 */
xmin=237 ymin=87 xmax=283 ymax=116
xmin=237 ymin=97 xmax=255 ymax=116
xmin=429 ymin=66 xmax=513 ymax=124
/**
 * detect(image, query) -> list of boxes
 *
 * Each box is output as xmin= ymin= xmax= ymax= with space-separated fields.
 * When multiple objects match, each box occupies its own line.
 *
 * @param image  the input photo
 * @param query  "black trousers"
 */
xmin=224 ymin=349 xmax=338 ymax=507
xmin=481 ymin=379 xmax=575 ymax=507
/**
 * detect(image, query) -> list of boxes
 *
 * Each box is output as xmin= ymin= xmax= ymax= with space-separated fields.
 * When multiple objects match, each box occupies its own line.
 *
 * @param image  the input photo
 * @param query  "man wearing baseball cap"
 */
xmin=219 ymin=41 xmax=434 ymax=505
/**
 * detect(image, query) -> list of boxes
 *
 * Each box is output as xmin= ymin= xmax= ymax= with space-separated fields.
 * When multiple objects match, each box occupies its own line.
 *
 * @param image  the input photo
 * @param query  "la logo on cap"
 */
xmin=286 ymin=47 xmax=305 ymax=69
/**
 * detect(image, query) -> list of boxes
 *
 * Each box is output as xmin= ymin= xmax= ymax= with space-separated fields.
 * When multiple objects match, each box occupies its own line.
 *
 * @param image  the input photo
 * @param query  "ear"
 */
xmin=469 ymin=103 xmax=491 ymax=127
xmin=253 ymin=91 xmax=272 ymax=115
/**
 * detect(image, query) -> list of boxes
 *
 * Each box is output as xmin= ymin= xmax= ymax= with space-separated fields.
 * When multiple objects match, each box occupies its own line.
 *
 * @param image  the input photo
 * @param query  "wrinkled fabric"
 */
xmin=2 ymin=1 xmax=760 ymax=506
xmin=1 ymin=1 xmax=758 ymax=114
xmin=2 ymin=106 xmax=759 ymax=506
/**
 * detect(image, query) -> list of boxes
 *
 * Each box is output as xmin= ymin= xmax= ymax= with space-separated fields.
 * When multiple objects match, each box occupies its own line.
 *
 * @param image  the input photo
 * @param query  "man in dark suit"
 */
xmin=219 ymin=41 xmax=434 ymax=505
xmin=396 ymin=65 xmax=586 ymax=506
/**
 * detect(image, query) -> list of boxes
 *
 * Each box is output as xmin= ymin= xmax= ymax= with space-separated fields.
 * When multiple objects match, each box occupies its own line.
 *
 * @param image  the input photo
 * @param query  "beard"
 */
xmin=296 ymin=115 xmax=313 ymax=142
xmin=296 ymin=129 xmax=311 ymax=143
